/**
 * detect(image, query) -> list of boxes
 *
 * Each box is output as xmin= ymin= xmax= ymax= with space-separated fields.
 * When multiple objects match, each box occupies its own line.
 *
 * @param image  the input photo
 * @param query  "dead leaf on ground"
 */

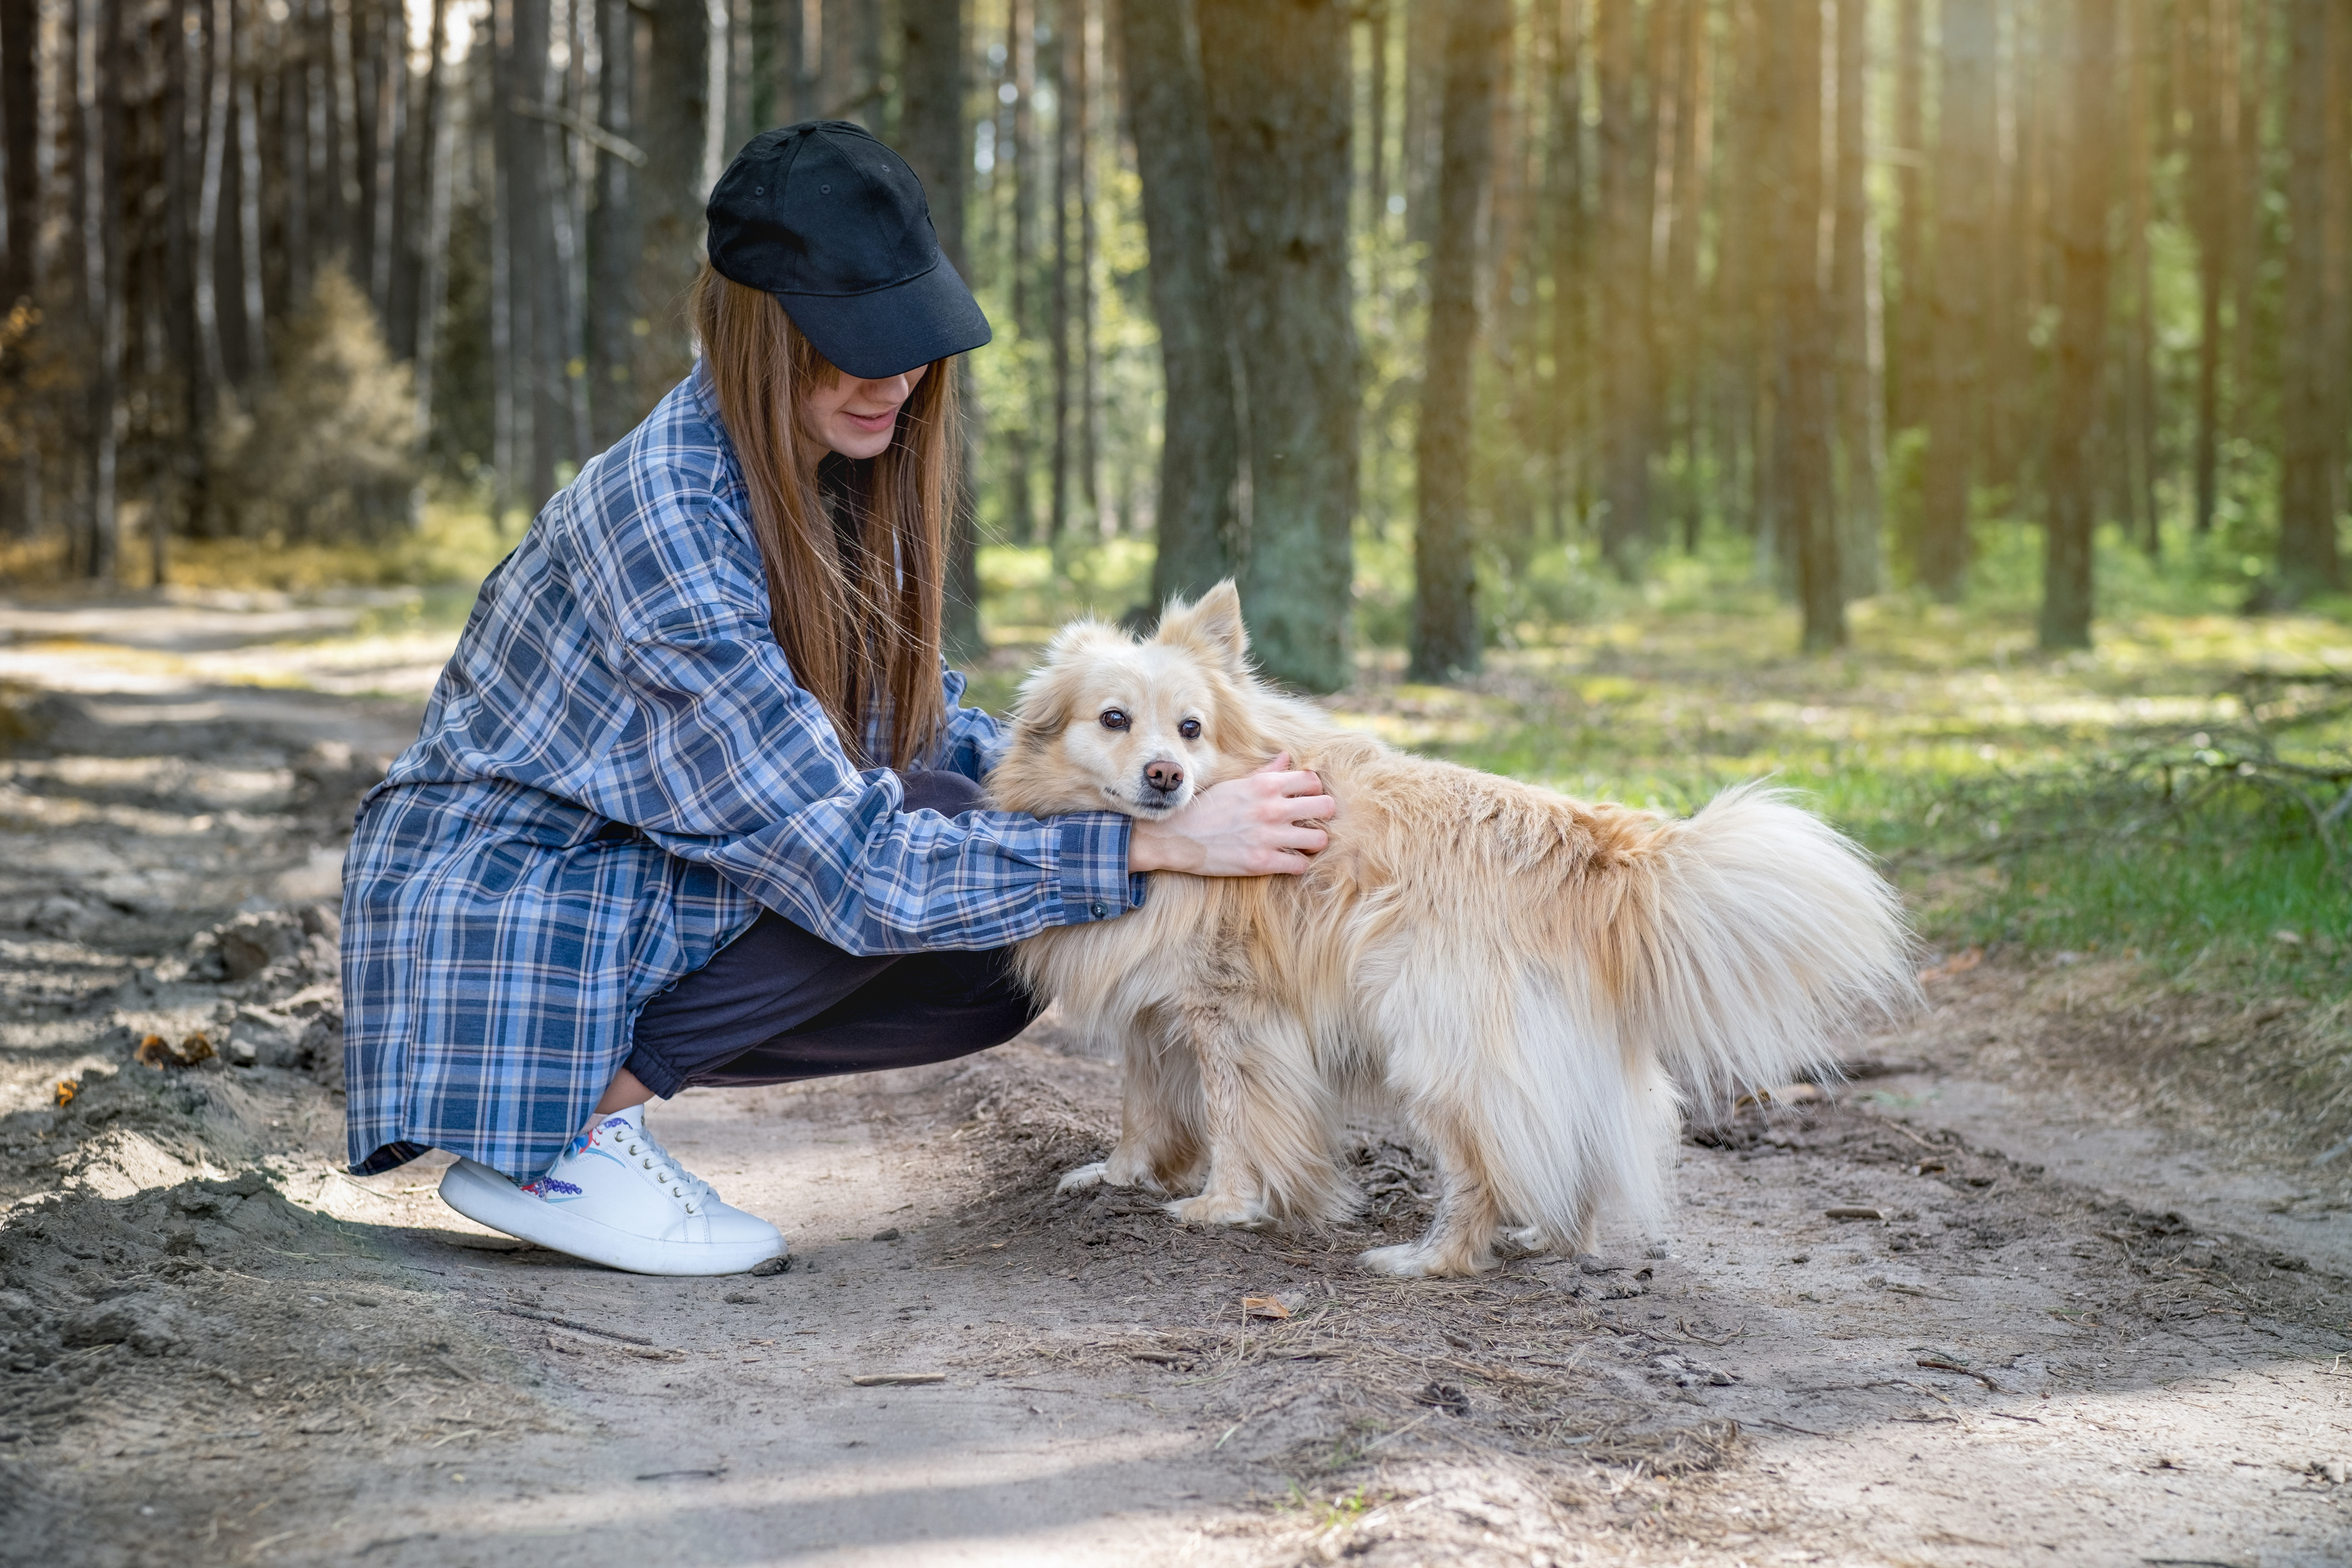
xmin=1242 ymin=1291 xmax=1307 ymax=1320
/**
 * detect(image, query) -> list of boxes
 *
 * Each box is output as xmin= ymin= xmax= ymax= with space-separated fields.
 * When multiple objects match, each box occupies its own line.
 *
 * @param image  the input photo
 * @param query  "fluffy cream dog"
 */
xmin=992 ymin=583 xmax=1917 ymax=1277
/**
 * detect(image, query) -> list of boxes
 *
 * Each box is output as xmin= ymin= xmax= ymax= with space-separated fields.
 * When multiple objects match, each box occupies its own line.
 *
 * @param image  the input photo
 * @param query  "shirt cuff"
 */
xmin=1055 ymin=811 xmax=1147 ymax=924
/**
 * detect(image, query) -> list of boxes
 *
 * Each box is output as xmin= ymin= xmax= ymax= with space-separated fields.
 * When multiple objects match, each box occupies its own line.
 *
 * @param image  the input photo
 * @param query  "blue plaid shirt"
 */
xmin=341 ymin=371 xmax=1141 ymax=1182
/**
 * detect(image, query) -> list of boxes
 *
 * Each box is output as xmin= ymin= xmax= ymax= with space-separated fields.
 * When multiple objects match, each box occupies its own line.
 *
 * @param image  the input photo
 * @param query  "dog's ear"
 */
xmin=1156 ymin=580 xmax=1251 ymax=678
xmin=1009 ymin=619 xmax=1117 ymax=740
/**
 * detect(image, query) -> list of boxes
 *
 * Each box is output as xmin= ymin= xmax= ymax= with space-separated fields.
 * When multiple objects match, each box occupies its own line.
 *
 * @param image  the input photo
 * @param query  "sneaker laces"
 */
xmin=613 ymin=1120 xmax=720 ymax=1216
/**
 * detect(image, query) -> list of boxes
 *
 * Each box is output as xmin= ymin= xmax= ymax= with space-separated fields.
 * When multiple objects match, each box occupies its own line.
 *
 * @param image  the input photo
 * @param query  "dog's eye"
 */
xmin=1099 ymin=709 xmax=1130 ymax=731
xmin=1178 ymin=718 xmax=1202 ymax=741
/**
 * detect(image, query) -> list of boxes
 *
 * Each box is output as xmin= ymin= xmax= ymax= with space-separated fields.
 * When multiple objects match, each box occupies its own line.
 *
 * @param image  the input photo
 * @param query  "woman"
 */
xmin=339 ymin=122 xmax=1333 ymax=1277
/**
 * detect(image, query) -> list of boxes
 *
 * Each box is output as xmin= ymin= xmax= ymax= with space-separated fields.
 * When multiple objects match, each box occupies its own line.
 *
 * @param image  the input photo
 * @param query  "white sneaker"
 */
xmin=438 ymin=1104 xmax=787 ymax=1276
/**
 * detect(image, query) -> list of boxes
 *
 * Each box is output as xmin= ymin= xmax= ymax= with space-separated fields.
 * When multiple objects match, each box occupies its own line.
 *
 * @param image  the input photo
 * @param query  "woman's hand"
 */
xmin=1127 ymin=754 xmax=1337 ymax=877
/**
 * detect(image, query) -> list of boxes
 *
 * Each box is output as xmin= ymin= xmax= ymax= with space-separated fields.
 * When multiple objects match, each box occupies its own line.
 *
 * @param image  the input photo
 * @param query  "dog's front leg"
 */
xmin=1163 ymin=1003 xmax=1321 ymax=1231
xmin=1058 ymin=1009 xmax=1207 ymax=1196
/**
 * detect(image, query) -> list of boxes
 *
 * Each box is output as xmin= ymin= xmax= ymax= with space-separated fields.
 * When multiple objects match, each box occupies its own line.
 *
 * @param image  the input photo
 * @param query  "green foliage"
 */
xmin=207 ymin=265 xmax=420 ymax=544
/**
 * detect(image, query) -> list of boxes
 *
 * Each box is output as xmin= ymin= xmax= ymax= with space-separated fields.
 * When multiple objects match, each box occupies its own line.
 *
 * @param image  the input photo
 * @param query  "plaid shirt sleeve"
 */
xmin=545 ymin=383 xmax=1141 ymax=955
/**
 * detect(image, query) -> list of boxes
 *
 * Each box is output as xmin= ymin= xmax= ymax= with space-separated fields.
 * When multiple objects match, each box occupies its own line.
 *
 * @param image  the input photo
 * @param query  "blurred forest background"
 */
xmin=2 ymin=0 xmax=2349 ymax=1002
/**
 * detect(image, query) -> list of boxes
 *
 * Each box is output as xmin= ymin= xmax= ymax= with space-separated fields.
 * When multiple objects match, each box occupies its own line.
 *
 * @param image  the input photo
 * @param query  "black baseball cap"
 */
xmin=706 ymin=121 xmax=991 ymax=380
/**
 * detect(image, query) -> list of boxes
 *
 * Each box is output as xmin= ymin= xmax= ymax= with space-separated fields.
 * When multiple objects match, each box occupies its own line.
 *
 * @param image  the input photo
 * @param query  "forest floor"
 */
xmin=1 ymin=588 xmax=2348 ymax=1568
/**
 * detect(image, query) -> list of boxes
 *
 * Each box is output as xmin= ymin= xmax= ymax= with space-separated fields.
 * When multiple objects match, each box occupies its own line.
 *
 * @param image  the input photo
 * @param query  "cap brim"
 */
xmin=775 ymin=258 xmax=993 ymax=381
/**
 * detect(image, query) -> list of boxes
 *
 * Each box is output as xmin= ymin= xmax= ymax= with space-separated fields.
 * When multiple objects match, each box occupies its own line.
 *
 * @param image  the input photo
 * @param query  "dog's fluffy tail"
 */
xmin=1622 ymin=783 xmax=1919 ymax=1119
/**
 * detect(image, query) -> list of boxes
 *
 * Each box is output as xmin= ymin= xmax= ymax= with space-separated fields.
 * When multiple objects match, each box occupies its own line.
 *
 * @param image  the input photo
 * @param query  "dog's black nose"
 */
xmin=1145 ymin=760 xmax=1184 ymax=794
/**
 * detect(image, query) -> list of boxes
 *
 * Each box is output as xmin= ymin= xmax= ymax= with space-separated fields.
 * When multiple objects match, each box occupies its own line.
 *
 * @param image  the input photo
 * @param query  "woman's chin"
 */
xmin=827 ymin=424 xmax=897 ymax=459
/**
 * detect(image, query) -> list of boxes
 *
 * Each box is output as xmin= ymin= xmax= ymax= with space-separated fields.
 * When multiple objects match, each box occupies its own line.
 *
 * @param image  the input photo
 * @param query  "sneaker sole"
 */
xmin=438 ymin=1158 xmax=786 ymax=1277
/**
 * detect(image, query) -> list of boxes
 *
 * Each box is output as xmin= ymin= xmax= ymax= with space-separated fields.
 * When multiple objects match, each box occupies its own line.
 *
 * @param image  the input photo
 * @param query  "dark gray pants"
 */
xmin=623 ymin=771 xmax=1040 ymax=1098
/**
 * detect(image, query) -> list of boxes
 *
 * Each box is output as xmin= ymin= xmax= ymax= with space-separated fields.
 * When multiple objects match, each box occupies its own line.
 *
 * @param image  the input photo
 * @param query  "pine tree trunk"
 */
xmin=195 ymin=0 xmax=229 ymax=409
xmin=900 ymin=0 xmax=982 ymax=660
xmin=1918 ymin=0 xmax=1995 ymax=599
xmin=2121 ymin=0 xmax=2160 ymax=555
xmin=0 ymin=0 xmax=35 ymax=307
xmin=1595 ymin=0 xmax=1653 ymax=576
xmin=1664 ymin=0 xmax=1706 ymax=554
xmin=633 ymin=0 xmax=706 ymax=414
xmin=1047 ymin=0 xmax=1071 ymax=542
xmin=2229 ymin=0 xmax=2264 ymax=470
xmin=1889 ymin=0 xmax=1923 ymax=434
xmin=2041 ymin=0 xmax=2119 ymax=650
xmin=233 ymin=20 xmax=266 ymax=388
xmin=1407 ymin=0 xmax=1507 ymax=683
xmin=1076 ymin=0 xmax=1098 ymax=533
xmin=588 ymin=0 xmax=639 ymax=443
xmin=409 ymin=0 xmax=454 ymax=516
xmin=330 ymin=0 xmax=359 ymax=259
xmin=1544 ymin=0 xmax=1586 ymax=544
xmin=1197 ymin=0 xmax=1358 ymax=693
xmin=1768 ymin=0 xmax=1838 ymax=648
xmin=1006 ymin=0 xmax=1035 ymax=542
xmin=1832 ymin=0 xmax=1882 ymax=596
xmin=1366 ymin=0 xmax=1389 ymax=230
xmin=2189 ymin=0 xmax=2226 ymax=533
xmin=1118 ymin=0 xmax=1242 ymax=610
xmin=2277 ymin=0 xmax=2342 ymax=597
xmin=77 ymin=0 xmax=118 ymax=579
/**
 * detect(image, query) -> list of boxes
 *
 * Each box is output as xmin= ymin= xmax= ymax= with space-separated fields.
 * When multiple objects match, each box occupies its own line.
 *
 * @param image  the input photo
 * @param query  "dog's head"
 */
xmin=994 ymin=581 xmax=1273 ymax=820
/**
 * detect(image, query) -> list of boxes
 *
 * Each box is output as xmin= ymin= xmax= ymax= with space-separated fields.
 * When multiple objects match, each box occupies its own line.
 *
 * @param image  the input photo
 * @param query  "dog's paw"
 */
xmin=1357 ymin=1241 xmax=1492 ymax=1278
xmin=1357 ymin=1242 xmax=1439 ymax=1278
xmin=1165 ymin=1193 xmax=1272 ymax=1230
xmin=1055 ymin=1162 xmax=1110 ymax=1195
xmin=1494 ymin=1226 xmax=1552 ymax=1258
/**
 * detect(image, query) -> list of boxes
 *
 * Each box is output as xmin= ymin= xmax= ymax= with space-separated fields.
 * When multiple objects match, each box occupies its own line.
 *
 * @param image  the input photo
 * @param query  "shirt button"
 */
xmin=1089 ymin=902 xmax=1109 ymax=919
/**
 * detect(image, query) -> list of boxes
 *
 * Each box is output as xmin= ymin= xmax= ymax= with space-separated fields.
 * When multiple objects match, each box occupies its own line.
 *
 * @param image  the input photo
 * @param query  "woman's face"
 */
xmin=797 ymin=362 xmax=929 ymax=462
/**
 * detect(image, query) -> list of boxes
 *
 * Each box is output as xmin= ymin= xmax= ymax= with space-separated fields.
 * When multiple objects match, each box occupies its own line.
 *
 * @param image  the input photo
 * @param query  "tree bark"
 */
xmin=410 ymin=0 xmax=454 ymax=508
xmin=2277 ymin=0 xmax=2342 ymax=597
xmin=195 ymin=0 xmax=229 ymax=408
xmin=1047 ymin=0 xmax=1070 ymax=541
xmin=77 ymin=0 xmax=119 ymax=579
xmin=1663 ymin=0 xmax=1707 ymax=554
xmin=233 ymin=14 xmax=266 ymax=386
xmin=2120 ymin=0 xmax=2160 ymax=554
xmin=633 ymin=0 xmax=707 ymax=412
xmin=589 ymin=0 xmax=640 ymax=443
xmin=1406 ymin=0 xmax=1507 ymax=683
xmin=1889 ymin=0 xmax=1923 ymax=434
xmin=1918 ymin=0 xmax=1995 ymax=599
xmin=1832 ymin=0 xmax=1882 ymax=596
xmin=1117 ymin=0 xmax=1242 ymax=611
xmin=2229 ymin=0 xmax=2264 ymax=464
xmin=0 ymin=0 xmax=35 ymax=306
xmin=2188 ymin=0 xmax=2226 ymax=533
xmin=1594 ymin=0 xmax=1653 ymax=576
xmin=2040 ymin=0 xmax=2119 ymax=650
xmin=1769 ymin=0 xmax=1838 ymax=648
xmin=1543 ymin=0 xmax=1586 ymax=544
xmin=1197 ymin=0 xmax=1358 ymax=693
xmin=1006 ymin=0 xmax=1036 ymax=541
xmin=900 ymin=0 xmax=983 ymax=660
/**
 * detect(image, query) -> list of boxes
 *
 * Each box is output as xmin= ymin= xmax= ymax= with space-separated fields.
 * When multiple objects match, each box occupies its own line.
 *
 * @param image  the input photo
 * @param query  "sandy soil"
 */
xmin=2 ymin=594 xmax=2348 ymax=1567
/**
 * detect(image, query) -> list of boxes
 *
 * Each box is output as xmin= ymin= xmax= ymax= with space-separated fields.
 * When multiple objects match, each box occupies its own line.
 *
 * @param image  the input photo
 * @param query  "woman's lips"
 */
xmin=845 ymin=407 xmax=899 ymax=432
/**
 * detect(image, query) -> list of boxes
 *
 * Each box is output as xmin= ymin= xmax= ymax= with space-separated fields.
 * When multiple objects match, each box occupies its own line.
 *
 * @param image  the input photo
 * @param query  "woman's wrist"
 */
xmin=1127 ymin=817 xmax=1198 ymax=876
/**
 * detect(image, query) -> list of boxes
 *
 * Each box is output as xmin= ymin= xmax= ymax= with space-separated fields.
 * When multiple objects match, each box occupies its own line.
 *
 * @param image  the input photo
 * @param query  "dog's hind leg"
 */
xmin=1357 ymin=1105 xmax=1506 ymax=1278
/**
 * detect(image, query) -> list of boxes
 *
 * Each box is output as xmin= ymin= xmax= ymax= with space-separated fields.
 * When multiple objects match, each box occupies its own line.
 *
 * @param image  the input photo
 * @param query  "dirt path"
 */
xmin=3 ymin=594 xmax=2347 ymax=1567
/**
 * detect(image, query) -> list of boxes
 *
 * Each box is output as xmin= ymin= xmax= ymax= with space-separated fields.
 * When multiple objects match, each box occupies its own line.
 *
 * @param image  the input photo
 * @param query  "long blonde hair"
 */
xmin=691 ymin=262 xmax=955 ymax=768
